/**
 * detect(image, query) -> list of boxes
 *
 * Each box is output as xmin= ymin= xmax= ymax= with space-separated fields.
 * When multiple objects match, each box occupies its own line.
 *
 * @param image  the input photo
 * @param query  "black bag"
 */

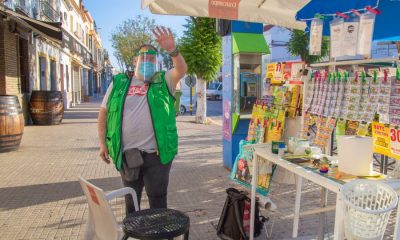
xmin=121 ymin=148 xmax=144 ymax=181
xmin=216 ymin=188 xmax=264 ymax=240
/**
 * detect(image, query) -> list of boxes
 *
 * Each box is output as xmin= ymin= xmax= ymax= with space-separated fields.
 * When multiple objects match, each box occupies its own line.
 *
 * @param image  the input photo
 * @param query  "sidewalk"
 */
xmin=0 ymin=100 xmax=395 ymax=239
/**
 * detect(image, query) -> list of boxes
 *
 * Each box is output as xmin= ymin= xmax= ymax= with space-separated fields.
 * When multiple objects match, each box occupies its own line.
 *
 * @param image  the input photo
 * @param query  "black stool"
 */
xmin=122 ymin=208 xmax=190 ymax=240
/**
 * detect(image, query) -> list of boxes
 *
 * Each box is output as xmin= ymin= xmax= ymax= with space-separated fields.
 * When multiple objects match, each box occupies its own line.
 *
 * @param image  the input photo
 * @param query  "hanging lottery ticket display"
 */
xmin=302 ymin=68 xmax=400 ymax=159
xmin=309 ymin=18 xmax=323 ymax=56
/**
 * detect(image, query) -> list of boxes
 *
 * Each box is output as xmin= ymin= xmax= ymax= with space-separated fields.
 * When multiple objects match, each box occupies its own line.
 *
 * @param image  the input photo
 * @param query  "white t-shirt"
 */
xmin=101 ymin=72 xmax=176 ymax=152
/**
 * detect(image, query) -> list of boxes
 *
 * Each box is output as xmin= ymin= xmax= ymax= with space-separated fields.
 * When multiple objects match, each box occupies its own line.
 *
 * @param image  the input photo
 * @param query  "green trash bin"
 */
xmin=174 ymin=90 xmax=182 ymax=116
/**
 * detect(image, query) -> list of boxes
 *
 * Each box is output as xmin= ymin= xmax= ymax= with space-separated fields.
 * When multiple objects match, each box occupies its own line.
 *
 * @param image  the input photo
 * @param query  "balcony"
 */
xmin=39 ymin=0 xmax=59 ymax=22
xmin=14 ymin=0 xmax=30 ymax=16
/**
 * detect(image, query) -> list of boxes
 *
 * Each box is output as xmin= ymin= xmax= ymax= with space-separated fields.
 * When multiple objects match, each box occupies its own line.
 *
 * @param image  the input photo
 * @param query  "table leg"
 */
xmin=333 ymin=193 xmax=345 ymax=240
xmin=250 ymin=154 xmax=259 ymax=240
xmin=317 ymin=188 xmax=328 ymax=240
xmin=292 ymin=175 xmax=303 ymax=238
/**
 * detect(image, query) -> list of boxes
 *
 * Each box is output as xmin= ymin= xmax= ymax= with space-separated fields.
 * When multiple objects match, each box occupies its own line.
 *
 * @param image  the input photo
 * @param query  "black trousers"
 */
xmin=121 ymin=151 xmax=172 ymax=215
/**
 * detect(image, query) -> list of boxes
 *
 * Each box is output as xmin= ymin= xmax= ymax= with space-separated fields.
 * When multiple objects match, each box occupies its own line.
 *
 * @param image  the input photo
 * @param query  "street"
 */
xmin=0 ymin=99 xmax=348 ymax=240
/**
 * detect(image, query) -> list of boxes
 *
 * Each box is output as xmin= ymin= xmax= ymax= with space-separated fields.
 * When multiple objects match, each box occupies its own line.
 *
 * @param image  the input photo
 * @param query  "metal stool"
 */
xmin=122 ymin=208 xmax=190 ymax=240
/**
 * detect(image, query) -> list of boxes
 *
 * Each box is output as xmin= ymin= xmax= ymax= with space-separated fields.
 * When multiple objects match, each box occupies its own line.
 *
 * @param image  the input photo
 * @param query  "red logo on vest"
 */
xmin=127 ymin=85 xmax=149 ymax=96
xmin=209 ymin=0 xmax=240 ymax=19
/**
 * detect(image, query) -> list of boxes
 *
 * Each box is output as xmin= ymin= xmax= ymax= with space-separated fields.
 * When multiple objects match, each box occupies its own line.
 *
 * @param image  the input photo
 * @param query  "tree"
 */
xmin=180 ymin=17 xmax=222 ymax=123
xmin=287 ymin=29 xmax=329 ymax=65
xmin=111 ymin=15 xmax=156 ymax=70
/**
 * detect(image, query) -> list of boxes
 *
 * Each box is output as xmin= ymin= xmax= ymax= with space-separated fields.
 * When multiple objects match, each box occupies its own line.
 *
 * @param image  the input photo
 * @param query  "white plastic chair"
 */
xmin=341 ymin=180 xmax=398 ymax=240
xmin=79 ymin=177 xmax=139 ymax=240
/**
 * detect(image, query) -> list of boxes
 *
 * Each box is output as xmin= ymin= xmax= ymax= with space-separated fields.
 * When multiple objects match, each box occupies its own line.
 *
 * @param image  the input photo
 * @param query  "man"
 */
xmin=98 ymin=26 xmax=187 ymax=214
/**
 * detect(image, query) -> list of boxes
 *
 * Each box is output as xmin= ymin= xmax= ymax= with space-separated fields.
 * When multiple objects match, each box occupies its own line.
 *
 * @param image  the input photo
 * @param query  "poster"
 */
xmin=372 ymin=122 xmax=391 ymax=156
xmin=342 ymin=22 xmax=359 ymax=56
xmin=330 ymin=18 xmax=344 ymax=58
xmin=357 ymin=13 xmax=375 ymax=56
xmin=309 ymin=18 xmax=323 ymax=55
xmin=266 ymin=63 xmax=285 ymax=84
xmin=222 ymin=35 xmax=232 ymax=142
xmin=390 ymin=127 xmax=400 ymax=160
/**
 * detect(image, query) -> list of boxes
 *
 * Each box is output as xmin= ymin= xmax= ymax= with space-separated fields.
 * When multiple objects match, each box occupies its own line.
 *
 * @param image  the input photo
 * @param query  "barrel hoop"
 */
xmin=0 ymin=133 xmax=23 ymax=138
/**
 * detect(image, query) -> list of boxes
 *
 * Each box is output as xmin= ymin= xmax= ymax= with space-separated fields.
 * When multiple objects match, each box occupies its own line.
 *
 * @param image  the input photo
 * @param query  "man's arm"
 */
xmin=168 ymin=53 xmax=187 ymax=87
xmin=153 ymin=26 xmax=187 ymax=87
xmin=98 ymin=107 xmax=110 ymax=164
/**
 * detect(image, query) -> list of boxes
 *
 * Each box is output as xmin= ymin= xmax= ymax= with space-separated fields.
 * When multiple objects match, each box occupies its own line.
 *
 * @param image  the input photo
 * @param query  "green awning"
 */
xmin=232 ymin=33 xmax=270 ymax=55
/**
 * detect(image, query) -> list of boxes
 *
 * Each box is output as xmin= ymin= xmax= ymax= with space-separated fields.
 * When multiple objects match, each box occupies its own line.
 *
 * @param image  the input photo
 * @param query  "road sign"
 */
xmin=185 ymin=75 xmax=196 ymax=87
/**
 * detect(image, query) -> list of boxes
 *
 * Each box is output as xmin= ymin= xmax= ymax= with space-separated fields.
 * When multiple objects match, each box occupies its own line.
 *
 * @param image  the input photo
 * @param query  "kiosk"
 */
xmin=222 ymin=21 xmax=270 ymax=169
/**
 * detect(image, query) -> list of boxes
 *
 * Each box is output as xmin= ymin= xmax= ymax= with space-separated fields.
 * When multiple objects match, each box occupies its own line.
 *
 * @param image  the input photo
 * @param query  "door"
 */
xmin=50 ymin=60 xmax=57 ymax=91
xmin=60 ymin=64 xmax=64 ymax=93
xmin=18 ymin=38 xmax=29 ymax=93
xmin=73 ymin=67 xmax=80 ymax=103
xmin=39 ymin=57 xmax=47 ymax=90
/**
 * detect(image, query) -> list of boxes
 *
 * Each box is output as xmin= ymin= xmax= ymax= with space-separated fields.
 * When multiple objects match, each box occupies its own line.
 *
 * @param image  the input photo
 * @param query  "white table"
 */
xmin=248 ymin=144 xmax=345 ymax=240
xmin=248 ymin=144 xmax=400 ymax=240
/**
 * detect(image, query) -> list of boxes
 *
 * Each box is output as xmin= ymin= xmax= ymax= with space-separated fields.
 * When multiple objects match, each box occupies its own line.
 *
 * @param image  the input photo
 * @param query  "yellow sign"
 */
xmin=266 ymin=63 xmax=285 ymax=84
xmin=372 ymin=123 xmax=391 ymax=157
xmin=390 ymin=127 xmax=400 ymax=160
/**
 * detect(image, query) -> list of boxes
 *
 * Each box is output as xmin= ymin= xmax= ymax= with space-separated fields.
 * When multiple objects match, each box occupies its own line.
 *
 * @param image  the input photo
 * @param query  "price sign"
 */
xmin=390 ymin=127 xmax=400 ymax=160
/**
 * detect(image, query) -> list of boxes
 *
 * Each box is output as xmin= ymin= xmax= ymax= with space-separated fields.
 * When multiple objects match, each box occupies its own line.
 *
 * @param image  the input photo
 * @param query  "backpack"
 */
xmin=216 ymin=188 xmax=265 ymax=240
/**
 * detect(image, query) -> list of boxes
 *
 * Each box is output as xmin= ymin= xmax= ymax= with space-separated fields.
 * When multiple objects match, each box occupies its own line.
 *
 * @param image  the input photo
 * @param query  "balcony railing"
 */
xmin=39 ymin=0 xmax=59 ymax=22
xmin=14 ymin=0 xmax=30 ymax=15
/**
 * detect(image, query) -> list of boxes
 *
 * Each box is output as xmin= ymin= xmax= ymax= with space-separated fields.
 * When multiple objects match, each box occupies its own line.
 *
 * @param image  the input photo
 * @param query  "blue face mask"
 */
xmin=138 ymin=62 xmax=156 ymax=82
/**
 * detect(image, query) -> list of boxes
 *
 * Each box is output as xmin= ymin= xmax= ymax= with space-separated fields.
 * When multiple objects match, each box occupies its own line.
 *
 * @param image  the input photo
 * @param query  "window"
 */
xmin=64 ymin=12 xmax=67 ymax=24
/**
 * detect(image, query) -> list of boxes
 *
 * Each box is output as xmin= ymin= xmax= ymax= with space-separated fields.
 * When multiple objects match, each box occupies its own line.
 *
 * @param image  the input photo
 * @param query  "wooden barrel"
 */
xmin=29 ymin=91 xmax=64 ymax=125
xmin=0 ymin=95 xmax=24 ymax=153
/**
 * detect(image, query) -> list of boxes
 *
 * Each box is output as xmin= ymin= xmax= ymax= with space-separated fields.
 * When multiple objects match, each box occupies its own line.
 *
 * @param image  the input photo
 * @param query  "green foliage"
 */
xmin=180 ymin=17 xmax=222 ymax=81
xmin=111 ymin=15 xmax=156 ymax=70
xmin=287 ymin=29 xmax=329 ymax=65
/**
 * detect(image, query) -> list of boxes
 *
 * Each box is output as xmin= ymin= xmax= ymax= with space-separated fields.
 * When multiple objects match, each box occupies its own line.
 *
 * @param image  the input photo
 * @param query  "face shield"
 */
xmin=136 ymin=49 xmax=158 ymax=83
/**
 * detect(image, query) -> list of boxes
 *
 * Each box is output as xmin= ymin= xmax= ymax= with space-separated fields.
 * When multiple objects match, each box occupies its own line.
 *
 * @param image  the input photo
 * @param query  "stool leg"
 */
xmin=121 ymin=234 xmax=129 ymax=240
xmin=184 ymin=230 xmax=189 ymax=240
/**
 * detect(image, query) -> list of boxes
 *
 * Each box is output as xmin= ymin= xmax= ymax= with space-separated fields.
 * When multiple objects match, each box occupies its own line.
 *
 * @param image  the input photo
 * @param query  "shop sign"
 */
xmin=372 ymin=122 xmax=391 ymax=156
xmin=209 ymin=0 xmax=240 ymax=19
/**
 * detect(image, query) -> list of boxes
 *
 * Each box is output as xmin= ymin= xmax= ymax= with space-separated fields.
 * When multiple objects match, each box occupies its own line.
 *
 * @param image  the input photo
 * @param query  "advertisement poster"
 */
xmin=390 ymin=127 xmax=400 ymax=160
xmin=372 ymin=122 xmax=391 ymax=156
xmin=330 ymin=18 xmax=344 ymax=58
xmin=283 ymin=62 xmax=292 ymax=81
xmin=342 ymin=22 xmax=359 ymax=56
xmin=222 ymin=35 xmax=232 ymax=141
xmin=309 ymin=18 xmax=323 ymax=56
xmin=357 ymin=13 xmax=375 ymax=56
xmin=223 ymin=101 xmax=232 ymax=141
xmin=266 ymin=63 xmax=285 ymax=84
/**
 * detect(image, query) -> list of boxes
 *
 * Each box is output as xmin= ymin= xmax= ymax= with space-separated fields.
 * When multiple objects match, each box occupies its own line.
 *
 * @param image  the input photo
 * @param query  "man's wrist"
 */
xmin=168 ymin=47 xmax=179 ymax=57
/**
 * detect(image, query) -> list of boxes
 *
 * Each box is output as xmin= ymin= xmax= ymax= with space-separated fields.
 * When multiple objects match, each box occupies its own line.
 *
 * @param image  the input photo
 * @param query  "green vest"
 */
xmin=106 ymin=72 xmax=178 ymax=171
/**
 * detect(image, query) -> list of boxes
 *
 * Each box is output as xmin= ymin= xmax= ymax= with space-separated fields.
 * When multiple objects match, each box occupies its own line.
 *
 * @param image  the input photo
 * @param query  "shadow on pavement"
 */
xmin=0 ymin=177 xmax=121 ymax=210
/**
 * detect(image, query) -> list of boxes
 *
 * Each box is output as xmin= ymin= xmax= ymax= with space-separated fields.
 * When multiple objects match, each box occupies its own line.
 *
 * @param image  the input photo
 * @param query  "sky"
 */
xmin=84 ymin=0 xmax=187 ymax=71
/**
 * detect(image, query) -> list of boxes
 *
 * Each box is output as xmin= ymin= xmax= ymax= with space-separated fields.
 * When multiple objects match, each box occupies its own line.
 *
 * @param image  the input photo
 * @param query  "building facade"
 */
xmin=0 ymin=0 xmax=108 ymax=124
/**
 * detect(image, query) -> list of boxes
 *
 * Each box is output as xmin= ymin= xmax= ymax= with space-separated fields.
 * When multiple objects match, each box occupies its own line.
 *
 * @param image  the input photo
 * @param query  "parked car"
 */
xmin=179 ymin=94 xmax=197 ymax=115
xmin=206 ymin=82 xmax=222 ymax=100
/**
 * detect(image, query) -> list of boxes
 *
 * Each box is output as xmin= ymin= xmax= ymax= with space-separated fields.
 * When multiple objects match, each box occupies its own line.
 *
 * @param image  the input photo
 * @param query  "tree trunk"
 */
xmin=195 ymin=78 xmax=207 ymax=124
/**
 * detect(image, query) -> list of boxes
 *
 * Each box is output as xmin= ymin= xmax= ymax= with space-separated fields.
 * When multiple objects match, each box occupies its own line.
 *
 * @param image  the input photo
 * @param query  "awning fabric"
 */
xmin=0 ymin=6 xmax=62 ymax=43
xmin=142 ymin=0 xmax=310 ymax=30
xmin=232 ymin=33 xmax=270 ymax=54
xmin=296 ymin=0 xmax=400 ymax=41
